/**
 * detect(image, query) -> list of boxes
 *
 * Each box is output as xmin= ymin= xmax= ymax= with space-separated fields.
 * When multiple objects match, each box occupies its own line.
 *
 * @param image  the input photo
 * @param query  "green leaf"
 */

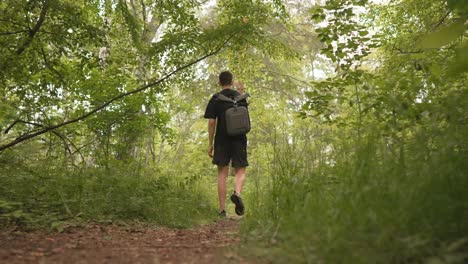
xmin=51 ymin=221 xmax=65 ymax=233
xmin=420 ymin=20 xmax=466 ymax=49
xmin=448 ymin=43 xmax=468 ymax=76
xmin=429 ymin=63 xmax=442 ymax=77
xmin=358 ymin=30 xmax=369 ymax=36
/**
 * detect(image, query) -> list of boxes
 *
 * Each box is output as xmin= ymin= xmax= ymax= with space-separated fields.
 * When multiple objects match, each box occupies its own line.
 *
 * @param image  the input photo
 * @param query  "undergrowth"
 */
xmin=242 ymin=97 xmax=468 ymax=263
xmin=0 ymin=156 xmax=216 ymax=230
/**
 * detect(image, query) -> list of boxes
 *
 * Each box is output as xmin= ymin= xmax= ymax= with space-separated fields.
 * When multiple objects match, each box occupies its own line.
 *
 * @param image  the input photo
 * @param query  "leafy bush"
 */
xmin=0 ymin=156 xmax=216 ymax=229
xmin=242 ymin=104 xmax=468 ymax=263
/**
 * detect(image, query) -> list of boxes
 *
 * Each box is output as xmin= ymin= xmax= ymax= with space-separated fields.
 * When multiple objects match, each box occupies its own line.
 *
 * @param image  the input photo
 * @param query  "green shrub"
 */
xmin=242 ymin=118 xmax=468 ymax=263
xmin=0 ymin=157 xmax=216 ymax=229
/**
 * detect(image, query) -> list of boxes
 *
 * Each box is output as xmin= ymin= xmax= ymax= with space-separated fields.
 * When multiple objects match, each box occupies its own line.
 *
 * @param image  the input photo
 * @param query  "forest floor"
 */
xmin=0 ymin=217 xmax=248 ymax=264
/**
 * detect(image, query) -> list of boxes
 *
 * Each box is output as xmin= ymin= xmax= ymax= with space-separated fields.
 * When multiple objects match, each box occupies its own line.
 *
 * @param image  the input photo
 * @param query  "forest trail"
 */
xmin=0 ymin=218 xmax=245 ymax=264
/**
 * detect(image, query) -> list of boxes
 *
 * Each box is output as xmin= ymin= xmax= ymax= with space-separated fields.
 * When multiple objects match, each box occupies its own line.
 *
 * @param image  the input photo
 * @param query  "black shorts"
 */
xmin=212 ymin=138 xmax=248 ymax=168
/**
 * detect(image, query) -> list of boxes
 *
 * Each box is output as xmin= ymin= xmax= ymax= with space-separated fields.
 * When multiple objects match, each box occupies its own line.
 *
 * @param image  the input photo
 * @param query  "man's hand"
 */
xmin=208 ymin=145 xmax=214 ymax=158
xmin=236 ymin=81 xmax=245 ymax=94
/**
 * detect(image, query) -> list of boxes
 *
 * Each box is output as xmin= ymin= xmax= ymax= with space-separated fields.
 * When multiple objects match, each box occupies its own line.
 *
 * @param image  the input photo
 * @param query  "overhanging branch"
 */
xmin=0 ymin=30 xmax=29 ymax=36
xmin=16 ymin=0 xmax=49 ymax=55
xmin=0 ymin=30 xmax=239 ymax=151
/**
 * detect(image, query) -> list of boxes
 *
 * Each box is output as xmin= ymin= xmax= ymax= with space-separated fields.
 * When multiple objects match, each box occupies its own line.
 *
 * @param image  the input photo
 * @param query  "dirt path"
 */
xmin=0 ymin=218 xmax=244 ymax=264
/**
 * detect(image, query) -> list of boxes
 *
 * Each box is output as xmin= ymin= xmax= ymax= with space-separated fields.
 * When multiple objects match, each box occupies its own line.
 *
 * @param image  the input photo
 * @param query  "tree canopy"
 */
xmin=1 ymin=0 xmax=467 ymax=263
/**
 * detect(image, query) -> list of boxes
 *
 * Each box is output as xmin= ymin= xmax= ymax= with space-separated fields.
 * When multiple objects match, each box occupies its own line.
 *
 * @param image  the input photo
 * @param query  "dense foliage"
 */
xmin=242 ymin=0 xmax=468 ymax=263
xmin=0 ymin=0 xmax=289 ymax=227
xmin=1 ymin=0 xmax=467 ymax=263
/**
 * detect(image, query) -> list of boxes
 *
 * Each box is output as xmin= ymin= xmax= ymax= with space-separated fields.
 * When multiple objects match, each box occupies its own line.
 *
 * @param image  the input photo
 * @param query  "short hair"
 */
xmin=219 ymin=71 xmax=233 ymax=86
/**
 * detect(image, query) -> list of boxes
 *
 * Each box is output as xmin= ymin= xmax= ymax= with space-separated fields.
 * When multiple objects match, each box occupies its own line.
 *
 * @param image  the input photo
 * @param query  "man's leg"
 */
xmin=230 ymin=167 xmax=246 ymax=216
xmin=217 ymin=166 xmax=229 ymax=212
xmin=234 ymin=167 xmax=246 ymax=194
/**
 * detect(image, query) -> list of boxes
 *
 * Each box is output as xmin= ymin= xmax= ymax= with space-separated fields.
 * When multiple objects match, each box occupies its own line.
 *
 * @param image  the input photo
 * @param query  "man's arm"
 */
xmin=236 ymin=81 xmax=245 ymax=94
xmin=207 ymin=118 xmax=216 ymax=157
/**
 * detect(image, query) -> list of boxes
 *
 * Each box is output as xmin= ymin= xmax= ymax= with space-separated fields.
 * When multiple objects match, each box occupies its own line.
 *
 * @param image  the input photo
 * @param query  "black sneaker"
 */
xmin=218 ymin=210 xmax=226 ymax=218
xmin=230 ymin=192 xmax=245 ymax=216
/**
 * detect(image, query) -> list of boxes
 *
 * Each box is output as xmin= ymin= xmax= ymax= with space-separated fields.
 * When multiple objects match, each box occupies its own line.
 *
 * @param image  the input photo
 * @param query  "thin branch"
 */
xmin=57 ymin=190 xmax=74 ymax=217
xmin=7 ymin=120 xmax=73 ymax=155
xmin=128 ymin=0 xmax=138 ymax=17
xmin=393 ymin=47 xmax=424 ymax=54
xmin=9 ymin=119 xmax=85 ymax=161
xmin=16 ymin=0 xmax=49 ymax=55
xmin=390 ymin=43 xmax=423 ymax=54
xmin=433 ymin=10 xmax=451 ymax=30
xmin=0 ymin=2 xmax=50 ymax=78
xmin=140 ymin=0 xmax=147 ymax=35
xmin=0 ymin=29 xmax=240 ymax=151
xmin=40 ymin=46 xmax=64 ymax=82
xmin=71 ymin=138 xmax=98 ymax=156
xmin=51 ymin=130 xmax=73 ymax=156
xmin=52 ymin=130 xmax=85 ymax=161
xmin=0 ymin=30 xmax=29 ymax=36
xmin=4 ymin=119 xmax=21 ymax=134
xmin=186 ymin=39 xmax=209 ymax=53
xmin=391 ymin=10 xmax=452 ymax=55
xmin=261 ymin=69 xmax=311 ymax=86
xmin=35 ymin=30 xmax=61 ymax=36
xmin=0 ymin=19 xmax=29 ymax=29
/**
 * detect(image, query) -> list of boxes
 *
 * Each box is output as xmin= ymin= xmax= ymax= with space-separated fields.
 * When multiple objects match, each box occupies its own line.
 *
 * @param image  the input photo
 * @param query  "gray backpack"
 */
xmin=216 ymin=93 xmax=251 ymax=136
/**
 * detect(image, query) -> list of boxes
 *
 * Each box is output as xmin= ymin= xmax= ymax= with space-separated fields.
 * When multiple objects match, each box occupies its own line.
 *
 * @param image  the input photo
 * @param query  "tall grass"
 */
xmin=0 ymin=155 xmax=217 ymax=229
xmin=243 ymin=108 xmax=468 ymax=262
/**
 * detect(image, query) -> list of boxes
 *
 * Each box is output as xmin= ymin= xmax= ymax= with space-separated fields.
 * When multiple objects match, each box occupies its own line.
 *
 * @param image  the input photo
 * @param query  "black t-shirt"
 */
xmin=204 ymin=89 xmax=248 ymax=144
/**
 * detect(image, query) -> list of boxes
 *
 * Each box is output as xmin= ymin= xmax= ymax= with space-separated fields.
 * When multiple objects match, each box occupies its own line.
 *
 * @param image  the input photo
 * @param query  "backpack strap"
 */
xmin=216 ymin=93 xmax=250 ymax=103
xmin=216 ymin=93 xmax=235 ymax=103
xmin=234 ymin=93 xmax=250 ymax=102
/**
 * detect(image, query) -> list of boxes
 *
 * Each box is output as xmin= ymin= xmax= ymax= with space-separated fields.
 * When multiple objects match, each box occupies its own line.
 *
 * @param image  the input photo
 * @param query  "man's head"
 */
xmin=219 ymin=71 xmax=233 ymax=86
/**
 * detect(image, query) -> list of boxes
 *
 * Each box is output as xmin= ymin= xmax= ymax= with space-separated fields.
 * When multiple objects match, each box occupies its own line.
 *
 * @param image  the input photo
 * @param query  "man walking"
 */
xmin=204 ymin=71 xmax=248 ymax=217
